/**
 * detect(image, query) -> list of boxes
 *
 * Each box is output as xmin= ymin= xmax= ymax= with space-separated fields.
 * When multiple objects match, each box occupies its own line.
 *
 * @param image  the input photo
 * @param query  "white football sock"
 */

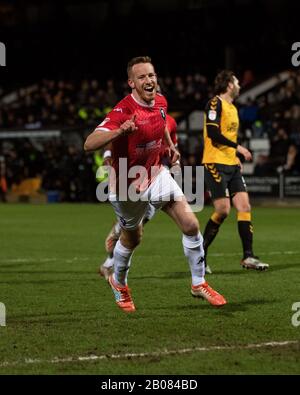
xmin=113 ymin=240 xmax=133 ymax=286
xmin=102 ymin=255 xmax=132 ymax=280
xmin=114 ymin=222 xmax=121 ymax=235
xmin=102 ymin=256 xmax=114 ymax=268
xmin=124 ymin=256 xmax=132 ymax=284
xmin=182 ymin=232 xmax=205 ymax=286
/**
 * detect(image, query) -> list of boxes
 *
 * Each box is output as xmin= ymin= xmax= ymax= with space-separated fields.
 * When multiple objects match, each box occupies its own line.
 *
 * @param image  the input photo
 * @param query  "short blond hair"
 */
xmin=127 ymin=56 xmax=152 ymax=78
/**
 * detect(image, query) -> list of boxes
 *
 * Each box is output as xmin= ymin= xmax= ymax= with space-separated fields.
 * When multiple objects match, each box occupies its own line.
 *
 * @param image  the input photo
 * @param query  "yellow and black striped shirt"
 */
xmin=202 ymin=96 xmax=239 ymax=165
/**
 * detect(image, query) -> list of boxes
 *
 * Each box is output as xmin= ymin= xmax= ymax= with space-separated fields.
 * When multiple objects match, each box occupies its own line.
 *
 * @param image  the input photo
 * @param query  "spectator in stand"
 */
xmin=253 ymin=154 xmax=269 ymax=176
xmin=0 ymin=73 xmax=212 ymax=128
xmin=241 ymin=69 xmax=255 ymax=88
xmin=239 ymin=98 xmax=259 ymax=132
xmin=280 ymin=129 xmax=300 ymax=175
xmin=269 ymin=127 xmax=290 ymax=172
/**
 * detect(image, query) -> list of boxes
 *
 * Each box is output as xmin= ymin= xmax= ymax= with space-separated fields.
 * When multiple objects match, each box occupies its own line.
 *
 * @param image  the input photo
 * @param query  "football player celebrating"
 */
xmin=84 ymin=56 xmax=226 ymax=312
xmin=99 ymin=113 xmax=179 ymax=280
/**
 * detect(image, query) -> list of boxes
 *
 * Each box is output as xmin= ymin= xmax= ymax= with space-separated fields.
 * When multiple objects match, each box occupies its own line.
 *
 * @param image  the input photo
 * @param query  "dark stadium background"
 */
xmin=0 ymin=0 xmax=298 ymax=82
xmin=0 ymin=0 xmax=299 ymax=203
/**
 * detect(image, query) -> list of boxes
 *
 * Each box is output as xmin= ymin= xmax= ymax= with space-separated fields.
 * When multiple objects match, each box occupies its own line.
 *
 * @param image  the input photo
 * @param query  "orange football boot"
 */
xmin=191 ymin=282 xmax=227 ymax=307
xmin=108 ymin=274 xmax=136 ymax=313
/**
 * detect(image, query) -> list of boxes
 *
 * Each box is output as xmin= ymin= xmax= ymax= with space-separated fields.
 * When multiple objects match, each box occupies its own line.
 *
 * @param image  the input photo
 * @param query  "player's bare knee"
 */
xmin=216 ymin=206 xmax=230 ymax=218
xmin=120 ymin=229 xmax=142 ymax=249
xmin=237 ymin=203 xmax=251 ymax=212
xmin=182 ymin=219 xmax=199 ymax=236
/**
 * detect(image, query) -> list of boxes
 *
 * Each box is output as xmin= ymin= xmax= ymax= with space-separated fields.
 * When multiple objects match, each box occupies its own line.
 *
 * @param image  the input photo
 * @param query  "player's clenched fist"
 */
xmin=119 ymin=114 xmax=138 ymax=135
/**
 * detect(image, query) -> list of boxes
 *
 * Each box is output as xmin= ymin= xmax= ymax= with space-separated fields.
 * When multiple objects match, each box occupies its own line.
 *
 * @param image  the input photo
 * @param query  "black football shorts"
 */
xmin=204 ymin=163 xmax=247 ymax=200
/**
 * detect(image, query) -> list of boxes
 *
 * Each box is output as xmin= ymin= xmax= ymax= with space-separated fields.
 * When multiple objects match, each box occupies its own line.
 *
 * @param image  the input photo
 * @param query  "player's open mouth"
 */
xmin=144 ymin=86 xmax=154 ymax=93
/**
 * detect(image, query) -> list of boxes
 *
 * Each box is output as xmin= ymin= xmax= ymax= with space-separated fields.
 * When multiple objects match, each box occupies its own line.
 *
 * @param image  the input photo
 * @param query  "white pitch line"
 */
xmin=0 ymin=340 xmax=298 ymax=368
xmin=1 ymin=251 xmax=299 ymax=264
xmin=210 ymin=251 xmax=300 ymax=257
xmin=0 ymin=257 xmax=90 ymax=263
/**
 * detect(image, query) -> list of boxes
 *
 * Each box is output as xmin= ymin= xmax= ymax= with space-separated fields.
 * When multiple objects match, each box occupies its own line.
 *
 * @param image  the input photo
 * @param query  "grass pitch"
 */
xmin=0 ymin=203 xmax=299 ymax=374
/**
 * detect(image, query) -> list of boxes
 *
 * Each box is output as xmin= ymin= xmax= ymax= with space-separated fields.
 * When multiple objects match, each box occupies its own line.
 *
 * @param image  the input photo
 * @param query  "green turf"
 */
xmin=0 ymin=203 xmax=299 ymax=374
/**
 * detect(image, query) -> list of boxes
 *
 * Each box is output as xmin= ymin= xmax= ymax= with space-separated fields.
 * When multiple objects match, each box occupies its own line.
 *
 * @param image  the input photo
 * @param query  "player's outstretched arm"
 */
xmin=84 ymin=115 xmax=137 ymax=152
xmin=84 ymin=129 xmax=123 ymax=152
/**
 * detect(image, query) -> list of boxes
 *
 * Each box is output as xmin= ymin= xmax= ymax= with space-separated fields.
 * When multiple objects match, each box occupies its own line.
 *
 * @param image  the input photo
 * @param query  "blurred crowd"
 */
xmin=0 ymin=139 xmax=97 ymax=202
xmin=0 ymin=70 xmax=300 ymax=202
xmin=0 ymin=73 xmax=210 ymax=130
xmin=239 ymin=70 xmax=300 ymax=175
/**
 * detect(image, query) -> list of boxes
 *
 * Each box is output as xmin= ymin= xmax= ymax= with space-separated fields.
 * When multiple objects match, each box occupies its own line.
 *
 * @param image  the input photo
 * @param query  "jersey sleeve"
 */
xmin=205 ymin=97 xmax=237 ymax=148
xmin=204 ymin=96 xmax=221 ymax=128
xmin=166 ymin=115 xmax=178 ymax=145
xmin=94 ymin=105 xmax=127 ymax=132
